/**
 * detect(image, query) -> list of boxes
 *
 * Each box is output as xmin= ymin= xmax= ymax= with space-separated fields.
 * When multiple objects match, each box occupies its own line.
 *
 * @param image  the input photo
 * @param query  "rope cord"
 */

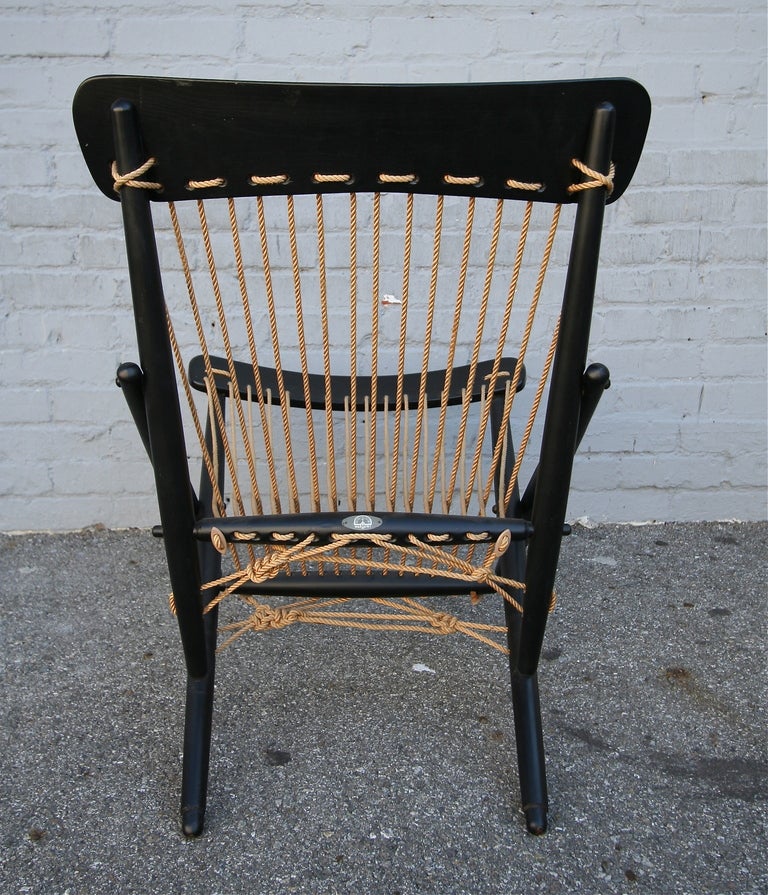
xmin=568 ymin=159 xmax=616 ymax=195
xmin=111 ymin=158 xmax=162 ymax=192
xmin=200 ymin=528 xmax=523 ymax=614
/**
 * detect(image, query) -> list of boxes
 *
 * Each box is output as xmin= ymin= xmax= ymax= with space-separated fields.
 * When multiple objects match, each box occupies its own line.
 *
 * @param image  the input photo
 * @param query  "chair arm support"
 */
xmin=116 ymin=362 xmax=153 ymax=462
xmin=517 ymin=362 xmax=610 ymax=517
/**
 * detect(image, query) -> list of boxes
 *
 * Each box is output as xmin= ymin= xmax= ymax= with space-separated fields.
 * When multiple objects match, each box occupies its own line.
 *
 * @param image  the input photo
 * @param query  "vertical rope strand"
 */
xmin=348 ymin=193 xmax=359 ymax=512
xmin=165 ymin=305 xmax=228 ymax=523
xmin=445 ymin=198 xmax=504 ymax=509
xmin=229 ymin=198 xmax=282 ymax=514
xmin=196 ymin=198 xmax=262 ymax=517
xmin=408 ymin=194 xmax=443 ymax=512
xmin=389 ymin=193 xmax=414 ymax=512
xmin=503 ymin=313 xmax=561 ymax=515
xmin=368 ymin=193 xmax=381 ymax=511
xmin=464 ymin=200 xmax=533 ymax=511
xmin=255 ymin=196 xmax=301 ymax=513
xmin=315 ymin=194 xmax=338 ymax=510
xmin=492 ymin=204 xmax=563 ymax=514
xmin=168 ymin=202 xmax=245 ymax=521
xmin=427 ymin=196 xmax=476 ymax=512
xmin=287 ymin=195 xmax=321 ymax=512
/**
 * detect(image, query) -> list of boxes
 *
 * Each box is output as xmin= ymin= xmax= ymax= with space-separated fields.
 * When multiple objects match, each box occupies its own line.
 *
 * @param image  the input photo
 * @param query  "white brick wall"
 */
xmin=1 ymin=1 xmax=765 ymax=529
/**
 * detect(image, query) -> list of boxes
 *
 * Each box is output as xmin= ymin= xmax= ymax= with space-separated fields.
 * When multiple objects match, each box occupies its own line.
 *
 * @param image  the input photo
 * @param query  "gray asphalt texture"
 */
xmin=1 ymin=521 xmax=766 ymax=895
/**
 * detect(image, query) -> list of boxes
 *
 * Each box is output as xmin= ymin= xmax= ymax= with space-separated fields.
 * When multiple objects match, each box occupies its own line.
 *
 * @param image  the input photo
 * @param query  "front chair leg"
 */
xmin=490 ymin=395 xmax=549 ymax=834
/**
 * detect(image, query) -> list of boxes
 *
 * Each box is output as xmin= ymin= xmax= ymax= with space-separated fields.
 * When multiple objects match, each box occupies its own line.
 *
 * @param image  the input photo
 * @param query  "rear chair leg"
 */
xmin=181 ymin=603 xmax=218 ymax=836
xmin=510 ymin=668 xmax=548 ymax=834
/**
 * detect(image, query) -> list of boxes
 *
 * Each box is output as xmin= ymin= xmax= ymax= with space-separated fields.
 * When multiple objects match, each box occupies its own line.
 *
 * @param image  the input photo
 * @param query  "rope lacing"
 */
xmin=197 ymin=528 xmax=524 ymax=615
xmin=111 ymin=158 xmax=162 ymax=192
xmin=567 ymin=158 xmax=616 ymax=196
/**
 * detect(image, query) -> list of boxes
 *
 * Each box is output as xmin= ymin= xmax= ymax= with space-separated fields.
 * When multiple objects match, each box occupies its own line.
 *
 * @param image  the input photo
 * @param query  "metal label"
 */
xmin=342 ymin=513 xmax=383 ymax=531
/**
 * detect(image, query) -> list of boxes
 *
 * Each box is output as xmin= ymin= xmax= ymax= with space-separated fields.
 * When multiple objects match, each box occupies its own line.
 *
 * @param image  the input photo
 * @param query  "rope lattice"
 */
xmin=202 ymin=528 xmax=523 ymax=614
xmin=112 ymin=157 xmax=604 ymax=652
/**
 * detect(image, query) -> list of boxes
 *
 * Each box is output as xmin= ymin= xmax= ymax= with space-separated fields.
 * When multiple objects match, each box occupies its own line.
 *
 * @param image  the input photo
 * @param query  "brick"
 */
xmin=0 ymin=17 xmax=110 ymax=57
xmin=368 ymin=16 xmax=490 ymax=58
xmin=112 ymin=17 xmax=238 ymax=59
xmin=244 ymin=16 xmax=369 ymax=62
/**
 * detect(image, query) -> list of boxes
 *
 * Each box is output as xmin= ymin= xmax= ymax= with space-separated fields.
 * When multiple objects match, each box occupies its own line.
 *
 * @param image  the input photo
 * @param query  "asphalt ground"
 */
xmin=1 ymin=521 xmax=766 ymax=895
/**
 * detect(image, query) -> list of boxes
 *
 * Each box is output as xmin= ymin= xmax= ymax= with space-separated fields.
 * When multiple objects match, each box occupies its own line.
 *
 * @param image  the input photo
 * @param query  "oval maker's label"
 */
xmin=342 ymin=513 xmax=384 ymax=531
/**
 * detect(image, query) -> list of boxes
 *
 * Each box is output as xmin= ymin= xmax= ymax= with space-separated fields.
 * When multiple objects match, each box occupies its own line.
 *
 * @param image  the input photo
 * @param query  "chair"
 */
xmin=72 ymin=75 xmax=650 ymax=836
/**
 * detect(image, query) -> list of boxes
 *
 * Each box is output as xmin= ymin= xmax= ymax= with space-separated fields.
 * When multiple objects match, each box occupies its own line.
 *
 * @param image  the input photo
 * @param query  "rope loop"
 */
xmin=187 ymin=177 xmax=226 ymax=190
xmin=443 ymin=174 xmax=482 ymax=186
xmin=567 ymin=158 xmax=616 ymax=196
xmin=111 ymin=158 xmax=162 ymax=192
xmin=505 ymin=178 xmax=543 ymax=192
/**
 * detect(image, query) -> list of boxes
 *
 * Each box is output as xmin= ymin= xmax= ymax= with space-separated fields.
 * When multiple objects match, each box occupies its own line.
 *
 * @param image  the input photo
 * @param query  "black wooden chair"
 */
xmin=73 ymin=76 xmax=650 ymax=836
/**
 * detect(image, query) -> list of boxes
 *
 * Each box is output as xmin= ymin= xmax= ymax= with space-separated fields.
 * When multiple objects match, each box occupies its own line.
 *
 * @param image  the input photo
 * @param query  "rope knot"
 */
xmin=429 ymin=612 xmax=461 ymax=635
xmin=111 ymin=157 xmax=162 ymax=192
xmin=248 ymin=605 xmax=303 ymax=632
xmin=567 ymin=158 xmax=615 ymax=196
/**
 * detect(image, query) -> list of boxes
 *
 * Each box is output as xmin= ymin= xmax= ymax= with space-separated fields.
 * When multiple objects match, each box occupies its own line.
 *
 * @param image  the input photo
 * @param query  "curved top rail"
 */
xmin=73 ymin=76 xmax=650 ymax=204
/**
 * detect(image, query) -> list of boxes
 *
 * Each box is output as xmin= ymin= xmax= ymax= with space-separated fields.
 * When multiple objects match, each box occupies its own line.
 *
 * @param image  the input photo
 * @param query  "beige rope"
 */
xmin=427 ymin=197 xmax=475 ymax=512
xmin=160 ymin=182 xmax=575 ymax=653
xmin=287 ymin=195 xmax=322 ymax=511
xmin=315 ymin=194 xmax=338 ymax=510
xmin=499 ymin=204 xmax=563 ymax=515
xmin=230 ymin=198 xmax=283 ymax=514
xmin=568 ymin=159 xmax=615 ymax=195
xmin=379 ymin=173 xmax=418 ymax=184
xmin=187 ymin=177 xmax=226 ymax=190
xmin=313 ymin=173 xmax=352 ymax=184
xmin=111 ymin=158 xmax=162 ymax=192
xmin=388 ymin=193 xmax=414 ymax=512
xmin=446 ymin=199 xmax=504 ymax=511
xmin=348 ymin=194 xmax=359 ymax=511
xmin=168 ymin=202 xmax=250 ymax=528
xmin=255 ymin=196 xmax=301 ymax=513
xmin=250 ymin=174 xmax=289 ymax=185
xmin=407 ymin=195 xmax=443 ymax=512
xmin=217 ymin=595 xmax=510 ymax=653
xmin=483 ymin=203 xmax=563 ymax=515
xmin=368 ymin=193 xmax=381 ymax=511
xmin=201 ymin=528 xmax=524 ymax=615
xmin=444 ymin=174 xmax=482 ymax=186
xmin=197 ymin=198 xmax=262 ymax=517
xmin=506 ymin=178 xmax=543 ymax=192
xmin=465 ymin=200 xmax=534 ymax=512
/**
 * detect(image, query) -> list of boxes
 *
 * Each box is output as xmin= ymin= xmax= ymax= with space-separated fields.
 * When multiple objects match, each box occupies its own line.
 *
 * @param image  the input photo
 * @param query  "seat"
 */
xmin=72 ymin=75 xmax=650 ymax=836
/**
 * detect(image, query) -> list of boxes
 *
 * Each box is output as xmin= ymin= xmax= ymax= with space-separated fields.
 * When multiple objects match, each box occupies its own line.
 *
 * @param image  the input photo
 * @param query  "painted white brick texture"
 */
xmin=0 ymin=1 xmax=765 ymax=530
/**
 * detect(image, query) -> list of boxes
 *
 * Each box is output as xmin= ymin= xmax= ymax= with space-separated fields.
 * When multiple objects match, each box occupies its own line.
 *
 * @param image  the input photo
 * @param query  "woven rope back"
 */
xmin=156 ymin=186 xmax=577 ymax=649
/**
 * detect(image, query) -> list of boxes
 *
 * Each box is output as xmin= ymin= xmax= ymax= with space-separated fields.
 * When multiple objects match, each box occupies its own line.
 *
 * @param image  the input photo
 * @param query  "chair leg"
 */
xmin=490 ymin=395 xmax=549 ymax=833
xmin=511 ymin=669 xmax=548 ymax=834
xmin=181 ymin=604 xmax=218 ymax=837
xmin=181 ymin=404 xmax=224 ymax=837
xmin=500 ymin=542 xmax=549 ymax=835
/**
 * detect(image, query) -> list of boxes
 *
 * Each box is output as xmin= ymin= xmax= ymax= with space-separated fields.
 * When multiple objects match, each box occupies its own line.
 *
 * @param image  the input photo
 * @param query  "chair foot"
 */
xmin=182 ymin=805 xmax=205 ymax=838
xmin=523 ymin=803 xmax=548 ymax=835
